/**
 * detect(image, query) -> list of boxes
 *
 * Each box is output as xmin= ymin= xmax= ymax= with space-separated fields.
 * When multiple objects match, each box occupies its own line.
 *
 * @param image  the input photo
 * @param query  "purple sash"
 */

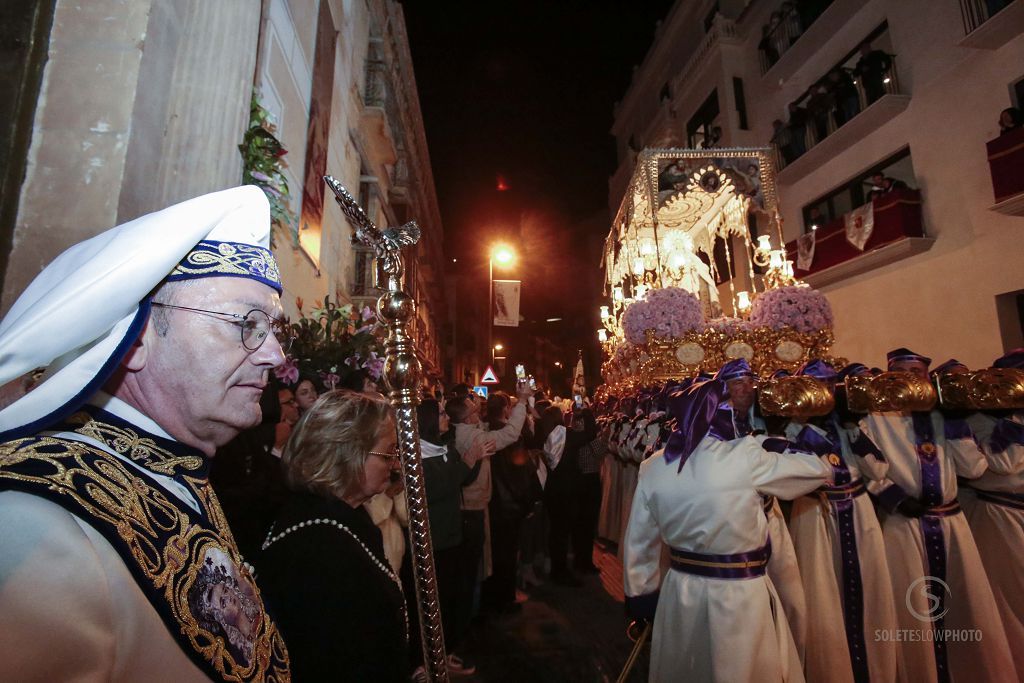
xmin=669 ymin=539 xmax=771 ymax=579
xmin=911 ymin=412 xmax=951 ymax=683
xmin=797 ymin=422 xmax=869 ymax=683
xmin=974 ymin=489 xmax=1024 ymax=511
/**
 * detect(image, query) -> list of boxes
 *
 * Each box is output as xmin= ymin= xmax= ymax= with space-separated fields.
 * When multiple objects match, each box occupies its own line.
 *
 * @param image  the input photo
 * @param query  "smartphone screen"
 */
xmin=574 ymin=394 xmax=583 ymax=408
xmin=529 ymin=376 xmax=536 ymax=390
xmin=515 ymin=364 xmax=526 ymax=379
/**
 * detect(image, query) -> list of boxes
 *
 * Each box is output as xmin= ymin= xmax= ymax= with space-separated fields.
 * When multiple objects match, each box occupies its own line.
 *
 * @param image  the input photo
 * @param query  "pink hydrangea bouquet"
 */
xmin=749 ymin=284 xmax=833 ymax=333
xmin=622 ymin=287 xmax=705 ymax=344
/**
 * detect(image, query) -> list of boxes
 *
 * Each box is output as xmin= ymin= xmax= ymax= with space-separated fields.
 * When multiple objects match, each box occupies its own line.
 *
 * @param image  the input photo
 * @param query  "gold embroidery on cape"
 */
xmin=0 ymin=427 xmax=291 ymax=682
xmin=65 ymin=412 xmax=205 ymax=476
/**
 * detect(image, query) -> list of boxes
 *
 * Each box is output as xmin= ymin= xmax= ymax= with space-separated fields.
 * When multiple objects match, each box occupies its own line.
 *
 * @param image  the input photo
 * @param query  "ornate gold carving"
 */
xmin=607 ymin=327 xmax=843 ymax=389
xmin=758 ymin=376 xmax=835 ymax=418
xmin=846 ymin=372 xmax=938 ymax=413
xmin=937 ymin=368 xmax=1024 ymax=410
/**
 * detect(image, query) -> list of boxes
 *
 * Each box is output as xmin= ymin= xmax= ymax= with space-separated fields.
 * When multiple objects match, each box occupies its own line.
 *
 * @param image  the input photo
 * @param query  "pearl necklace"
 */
xmin=262 ymin=517 xmax=409 ymax=641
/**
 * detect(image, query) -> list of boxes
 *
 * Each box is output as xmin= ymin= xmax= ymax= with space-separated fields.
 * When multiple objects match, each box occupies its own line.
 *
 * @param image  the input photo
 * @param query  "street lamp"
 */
xmin=488 ymin=244 xmax=516 ymax=370
xmin=492 ymin=343 xmax=503 ymax=361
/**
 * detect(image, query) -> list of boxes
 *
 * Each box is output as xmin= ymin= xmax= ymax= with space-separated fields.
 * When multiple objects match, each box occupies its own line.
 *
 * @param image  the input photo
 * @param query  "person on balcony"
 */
xmin=787 ymin=102 xmax=809 ymax=158
xmin=853 ymin=41 xmax=892 ymax=105
xmin=805 ymin=83 xmax=833 ymax=143
xmin=827 ymin=68 xmax=860 ymax=126
xmin=999 ymin=107 xmax=1023 ymax=135
xmin=771 ymin=119 xmax=796 ymax=165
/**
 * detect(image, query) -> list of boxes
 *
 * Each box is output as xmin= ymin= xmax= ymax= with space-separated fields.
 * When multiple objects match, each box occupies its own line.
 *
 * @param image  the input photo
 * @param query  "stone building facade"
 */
xmin=0 ymin=0 xmax=447 ymax=379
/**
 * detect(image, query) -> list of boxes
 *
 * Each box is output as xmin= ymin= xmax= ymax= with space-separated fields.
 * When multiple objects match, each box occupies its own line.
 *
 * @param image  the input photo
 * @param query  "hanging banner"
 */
xmin=845 ymin=202 xmax=875 ymax=251
xmin=573 ymin=355 xmax=586 ymax=398
xmin=493 ymin=279 xmax=521 ymax=327
xmin=796 ymin=230 xmax=816 ymax=271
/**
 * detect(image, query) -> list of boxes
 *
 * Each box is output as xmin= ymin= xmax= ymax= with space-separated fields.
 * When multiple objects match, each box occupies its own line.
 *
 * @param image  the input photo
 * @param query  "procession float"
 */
xmin=597 ymin=147 xmax=844 ymax=399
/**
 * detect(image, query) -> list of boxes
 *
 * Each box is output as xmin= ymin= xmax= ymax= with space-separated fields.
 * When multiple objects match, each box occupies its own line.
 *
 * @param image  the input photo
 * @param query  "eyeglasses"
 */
xmin=368 ymin=450 xmax=401 ymax=463
xmin=151 ymin=302 xmax=294 ymax=352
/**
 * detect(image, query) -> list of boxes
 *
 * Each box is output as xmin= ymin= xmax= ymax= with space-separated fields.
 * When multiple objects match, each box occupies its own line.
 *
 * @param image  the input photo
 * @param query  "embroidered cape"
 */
xmin=0 ymin=406 xmax=291 ymax=681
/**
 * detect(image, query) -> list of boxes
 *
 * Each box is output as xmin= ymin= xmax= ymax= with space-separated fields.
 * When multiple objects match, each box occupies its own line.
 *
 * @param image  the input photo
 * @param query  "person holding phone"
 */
xmin=539 ymin=405 xmax=598 ymax=586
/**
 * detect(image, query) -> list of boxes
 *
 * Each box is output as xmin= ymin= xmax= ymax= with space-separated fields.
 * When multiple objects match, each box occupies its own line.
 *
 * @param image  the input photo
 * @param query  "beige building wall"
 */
xmin=2 ymin=0 xmax=261 ymax=316
xmin=257 ymin=0 xmax=447 ymax=376
xmin=610 ymin=0 xmax=1024 ymax=370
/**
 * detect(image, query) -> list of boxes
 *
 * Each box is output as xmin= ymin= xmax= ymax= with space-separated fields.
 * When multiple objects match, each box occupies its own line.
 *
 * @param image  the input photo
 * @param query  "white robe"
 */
xmin=964 ymin=411 xmax=1024 ymax=677
xmin=857 ymin=411 xmax=1017 ymax=683
xmin=623 ymin=435 xmax=831 ymax=682
xmin=786 ymin=420 xmax=898 ymax=683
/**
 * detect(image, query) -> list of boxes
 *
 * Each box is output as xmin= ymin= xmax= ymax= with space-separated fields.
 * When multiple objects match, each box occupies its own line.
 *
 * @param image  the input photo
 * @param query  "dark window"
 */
xmin=733 ymin=77 xmax=748 ymax=130
xmin=687 ymin=89 xmax=720 ymax=148
xmin=703 ymin=3 xmax=720 ymax=32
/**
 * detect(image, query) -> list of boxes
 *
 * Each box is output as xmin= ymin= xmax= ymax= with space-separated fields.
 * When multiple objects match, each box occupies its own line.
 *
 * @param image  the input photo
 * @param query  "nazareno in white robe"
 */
xmin=856 ymin=411 xmax=1017 ymax=683
xmin=786 ymin=420 xmax=898 ymax=683
xmin=623 ymin=434 xmax=830 ymax=682
xmin=963 ymin=411 xmax=1024 ymax=677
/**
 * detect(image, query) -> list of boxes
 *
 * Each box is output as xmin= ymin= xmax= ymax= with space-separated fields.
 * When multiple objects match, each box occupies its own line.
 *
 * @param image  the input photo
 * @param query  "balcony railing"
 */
xmin=771 ymin=57 xmax=902 ymax=172
xmin=960 ymin=0 xmax=1015 ymax=34
xmin=784 ymin=188 xmax=930 ymax=285
xmin=758 ymin=0 xmax=836 ymax=74
xmin=987 ymin=125 xmax=1024 ymax=215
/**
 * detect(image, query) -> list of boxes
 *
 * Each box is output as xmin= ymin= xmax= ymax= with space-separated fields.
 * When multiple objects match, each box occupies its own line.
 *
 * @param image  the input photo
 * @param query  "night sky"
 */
xmin=402 ymin=1 xmax=675 ymax=375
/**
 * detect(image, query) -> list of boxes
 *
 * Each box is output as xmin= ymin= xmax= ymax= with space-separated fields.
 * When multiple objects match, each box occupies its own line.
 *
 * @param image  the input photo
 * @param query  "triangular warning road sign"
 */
xmin=481 ymin=365 xmax=499 ymax=384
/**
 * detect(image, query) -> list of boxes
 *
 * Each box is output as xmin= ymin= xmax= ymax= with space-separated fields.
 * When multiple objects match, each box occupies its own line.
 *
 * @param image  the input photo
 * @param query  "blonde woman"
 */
xmin=256 ymin=390 xmax=408 ymax=681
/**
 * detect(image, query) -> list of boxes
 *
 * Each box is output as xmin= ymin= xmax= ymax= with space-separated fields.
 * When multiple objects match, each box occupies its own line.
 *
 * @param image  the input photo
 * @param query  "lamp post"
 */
xmin=488 ymin=244 xmax=515 ymax=373
xmin=492 ymin=343 xmax=503 ymax=361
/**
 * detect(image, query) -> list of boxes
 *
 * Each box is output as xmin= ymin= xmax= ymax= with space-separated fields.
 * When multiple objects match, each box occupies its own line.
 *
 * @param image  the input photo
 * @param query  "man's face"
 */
xmin=279 ymin=389 xmax=299 ymax=425
xmin=727 ymin=376 xmax=756 ymax=413
xmin=890 ymin=360 xmax=929 ymax=380
xmin=146 ymin=277 xmax=285 ymax=448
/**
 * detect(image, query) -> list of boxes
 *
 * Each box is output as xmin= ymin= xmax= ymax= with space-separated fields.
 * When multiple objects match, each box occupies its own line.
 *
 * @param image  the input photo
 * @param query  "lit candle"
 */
xmin=613 ymin=286 xmax=624 ymax=301
xmin=737 ymin=290 xmax=751 ymax=310
xmin=598 ymin=329 xmax=608 ymax=342
xmin=633 ymin=257 xmax=645 ymax=274
xmin=635 ymin=284 xmax=648 ymax=299
xmin=769 ymin=249 xmax=784 ymax=269
xmin=599 ymin=305 xmax=610 ymax=319
xmin=757 ymin=235 xmax=772 ymax=251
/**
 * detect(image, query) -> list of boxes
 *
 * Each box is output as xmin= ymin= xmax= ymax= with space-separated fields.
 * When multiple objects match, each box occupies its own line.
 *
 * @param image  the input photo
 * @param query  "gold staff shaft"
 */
xmin=616 ymin=622 xmax=652 ymax=683
xmin=325 ymin=176 xmax=449 ymax=682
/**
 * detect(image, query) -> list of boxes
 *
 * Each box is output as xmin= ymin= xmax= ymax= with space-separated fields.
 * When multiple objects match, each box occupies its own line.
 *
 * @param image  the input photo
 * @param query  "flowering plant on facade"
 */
xmin=749 ymin=284 xmax=834 ymax=334
xmin=706 ymin=316 xmax=753 ymax=334
xmin=622 ymin=287 xmax=705 ymax=344
xmin=239 ymin=92 xmax=297 ymax=237
xmin=274 ymin=295 xmax=385 ymax=390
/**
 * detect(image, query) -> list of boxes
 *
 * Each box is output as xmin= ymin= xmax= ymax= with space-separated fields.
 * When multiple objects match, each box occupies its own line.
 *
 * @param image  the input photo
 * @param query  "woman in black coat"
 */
xmin=539 ymin=404 xmax=597 ymax=586
xmin=255 ymin=390 xmax=408 ymax=682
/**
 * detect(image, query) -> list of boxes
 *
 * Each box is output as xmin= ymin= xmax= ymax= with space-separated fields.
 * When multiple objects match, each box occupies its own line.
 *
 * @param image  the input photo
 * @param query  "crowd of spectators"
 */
xmin=770 ymin=41 xmax=894 ymax=166
xmin=211 ymin=375 xmax=607 ymax=681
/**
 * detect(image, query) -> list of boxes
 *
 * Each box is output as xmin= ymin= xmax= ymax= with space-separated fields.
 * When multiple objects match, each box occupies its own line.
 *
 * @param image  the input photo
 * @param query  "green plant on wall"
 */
xmin=239 ymin=92 xmax=297 ymax=239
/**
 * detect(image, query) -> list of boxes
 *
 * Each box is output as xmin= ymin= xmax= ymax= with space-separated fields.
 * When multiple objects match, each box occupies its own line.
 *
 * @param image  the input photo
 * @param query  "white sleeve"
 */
xmin=0 ymin=491 xmax=116 ymax=682
xmin=622 ymin=472 xmax=663 ymax=619
xmin=491 ymin=402 xmax=527 ymax=451
xmin=748 ymin=437 xmax=831 ymax=499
